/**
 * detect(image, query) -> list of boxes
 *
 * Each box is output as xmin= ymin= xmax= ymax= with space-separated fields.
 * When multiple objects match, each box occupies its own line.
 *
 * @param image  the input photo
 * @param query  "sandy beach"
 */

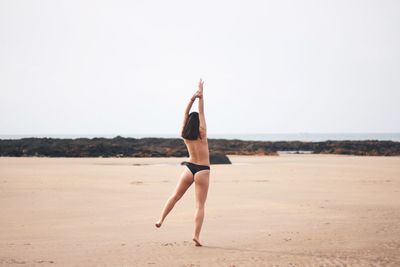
xmin=1 ymin=154 xmax=399 ymax=266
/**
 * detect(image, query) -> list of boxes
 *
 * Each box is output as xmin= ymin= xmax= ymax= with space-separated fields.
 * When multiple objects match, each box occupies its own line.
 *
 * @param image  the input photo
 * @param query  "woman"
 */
xmin=155 ymin=78 xmax=210 ymax=247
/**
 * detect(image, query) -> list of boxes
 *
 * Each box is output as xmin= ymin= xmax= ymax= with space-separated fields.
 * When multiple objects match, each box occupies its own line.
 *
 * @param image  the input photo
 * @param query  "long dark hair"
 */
xmin=181 ymin=112 xmax=201 ymax=140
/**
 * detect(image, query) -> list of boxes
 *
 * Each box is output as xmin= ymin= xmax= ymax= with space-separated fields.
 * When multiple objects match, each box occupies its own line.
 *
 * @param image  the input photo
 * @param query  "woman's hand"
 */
xmin=190 ymin=78 xmax=204 ymax=101
xmin=198 ymin=78 xmax=204 ymax=92
xmin=195 ymin=78 xmax=204 ymax=99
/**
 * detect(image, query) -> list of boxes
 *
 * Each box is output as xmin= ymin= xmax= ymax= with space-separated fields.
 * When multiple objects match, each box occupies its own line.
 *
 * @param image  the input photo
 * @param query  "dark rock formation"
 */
xmin=0 ymin=136 xmax=399 ymax=157
xmin=209 ymin=153 xmax=232 ymax=164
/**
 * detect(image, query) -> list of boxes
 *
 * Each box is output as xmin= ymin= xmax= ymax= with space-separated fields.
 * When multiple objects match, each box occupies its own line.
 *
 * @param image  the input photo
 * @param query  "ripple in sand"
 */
xmin=359 ymin=179 xmax=392 ymax=184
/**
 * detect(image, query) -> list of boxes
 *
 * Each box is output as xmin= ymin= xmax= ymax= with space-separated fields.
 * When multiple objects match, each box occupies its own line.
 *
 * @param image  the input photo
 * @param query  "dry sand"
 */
xmin=0 ymin=154 xmax=400 ymax=266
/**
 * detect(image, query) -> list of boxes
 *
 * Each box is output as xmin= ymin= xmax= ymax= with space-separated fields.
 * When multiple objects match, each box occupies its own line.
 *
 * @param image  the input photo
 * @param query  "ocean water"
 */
xmin=209 ymin=133 xmax=400 ymax=142
xmin=1 ymin=133 xmax=400 ymax=142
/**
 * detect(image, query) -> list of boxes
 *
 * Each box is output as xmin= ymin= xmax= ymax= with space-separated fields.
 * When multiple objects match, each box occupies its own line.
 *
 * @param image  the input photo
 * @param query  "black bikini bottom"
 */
xmin=183 ymin=161 xmax=210 ymax=175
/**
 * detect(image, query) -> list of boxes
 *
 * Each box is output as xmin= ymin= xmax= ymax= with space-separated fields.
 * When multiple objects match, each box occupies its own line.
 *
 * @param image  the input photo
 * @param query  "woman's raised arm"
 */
xmin=181 ymin=90 xmax=197 ymax=132
xmin=181 ymin=79 xmax=206 ymax=135
xmin=197 ymin=79 xmax=207 ymax=134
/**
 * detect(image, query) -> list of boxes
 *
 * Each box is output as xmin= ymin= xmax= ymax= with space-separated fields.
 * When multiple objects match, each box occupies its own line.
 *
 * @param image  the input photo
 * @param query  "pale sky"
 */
xmin=1 ymin=0 xmax=399 ymax=135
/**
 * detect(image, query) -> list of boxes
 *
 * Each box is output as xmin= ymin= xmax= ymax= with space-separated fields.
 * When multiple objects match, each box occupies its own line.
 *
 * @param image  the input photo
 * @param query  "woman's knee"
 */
xmin=196 ymin=202 xmax=205 ymax=209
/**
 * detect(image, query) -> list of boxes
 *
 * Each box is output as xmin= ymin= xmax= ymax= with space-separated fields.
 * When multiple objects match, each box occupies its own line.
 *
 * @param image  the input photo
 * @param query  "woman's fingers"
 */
xmin=198 ymin=78 xmax=204 ymax=90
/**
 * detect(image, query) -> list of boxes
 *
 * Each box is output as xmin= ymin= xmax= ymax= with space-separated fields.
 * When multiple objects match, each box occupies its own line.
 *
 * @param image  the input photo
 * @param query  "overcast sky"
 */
xmin=1 ymin=0 xmax=399 ymax=135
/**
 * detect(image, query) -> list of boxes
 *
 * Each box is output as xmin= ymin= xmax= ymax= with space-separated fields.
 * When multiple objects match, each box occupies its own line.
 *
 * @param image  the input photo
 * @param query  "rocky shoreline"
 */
xmin=0 ymin=136 xmax=399 ymax=158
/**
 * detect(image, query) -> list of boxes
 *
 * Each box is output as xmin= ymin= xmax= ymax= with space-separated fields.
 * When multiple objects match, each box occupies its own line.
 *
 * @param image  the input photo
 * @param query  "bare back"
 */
xmin=183 ymin=131 xmax=210 ymax=166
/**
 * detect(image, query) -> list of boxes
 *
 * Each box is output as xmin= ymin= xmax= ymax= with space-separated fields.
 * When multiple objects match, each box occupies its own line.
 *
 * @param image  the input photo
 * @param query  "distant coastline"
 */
xmin=0 ymin=136 xmax=399 ymax=157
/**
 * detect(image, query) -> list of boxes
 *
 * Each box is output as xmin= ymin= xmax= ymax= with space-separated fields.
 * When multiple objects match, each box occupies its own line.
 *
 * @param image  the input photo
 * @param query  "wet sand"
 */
xmin=1 ymin=154 xmax=400 ymax=266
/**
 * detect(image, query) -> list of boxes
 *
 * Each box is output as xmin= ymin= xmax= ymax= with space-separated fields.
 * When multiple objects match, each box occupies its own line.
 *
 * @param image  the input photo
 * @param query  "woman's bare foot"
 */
xmin=192 ymin=237 xmax=202 ymax=247
xmin=155 ymin=220 xmax=162 ymax=228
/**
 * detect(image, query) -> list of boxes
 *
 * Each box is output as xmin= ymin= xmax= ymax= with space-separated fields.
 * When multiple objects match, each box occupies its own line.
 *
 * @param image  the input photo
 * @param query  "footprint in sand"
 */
xmin=130 ymin=181 xmax=144 ymax=185
xmin=36 ymin=260 xmax=55 ymax=264
xmin=5 ymin=259 xmax=26 ymax=264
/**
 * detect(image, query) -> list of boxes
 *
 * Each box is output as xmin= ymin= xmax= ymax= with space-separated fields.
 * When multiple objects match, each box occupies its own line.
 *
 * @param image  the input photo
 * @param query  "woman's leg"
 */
xmin=192 ymin=170 xmax=210 ymax=246
xmin=156 ymin=168 xmax=194 ymax=227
